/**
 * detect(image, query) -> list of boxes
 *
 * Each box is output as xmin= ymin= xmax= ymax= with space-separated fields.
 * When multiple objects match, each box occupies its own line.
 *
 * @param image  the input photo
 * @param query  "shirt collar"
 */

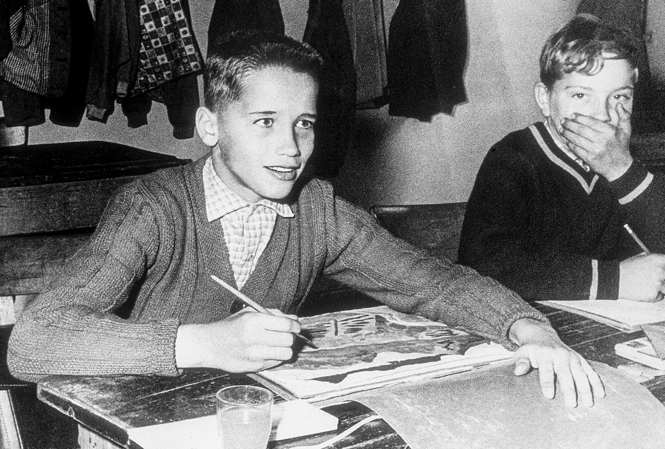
xmin=202 ymin=157 xmax=294 ymax=222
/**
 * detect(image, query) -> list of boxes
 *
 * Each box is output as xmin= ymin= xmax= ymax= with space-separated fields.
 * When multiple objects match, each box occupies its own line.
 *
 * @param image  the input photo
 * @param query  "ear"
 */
xmin=534 ymin=82 xmax=551 ymax=118
xmin=196 ymin=107 xmax=220 ymax=147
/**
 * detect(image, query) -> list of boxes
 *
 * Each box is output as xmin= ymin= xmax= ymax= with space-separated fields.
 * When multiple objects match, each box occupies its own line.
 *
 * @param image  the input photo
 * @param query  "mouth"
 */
xmin=266 ymin=165 xmax=300 ymax=181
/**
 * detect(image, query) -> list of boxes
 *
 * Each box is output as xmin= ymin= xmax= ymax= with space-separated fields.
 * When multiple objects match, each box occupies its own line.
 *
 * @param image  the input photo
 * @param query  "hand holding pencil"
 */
xmin=620 ymin=225 xmax=665 ymax=302
xmin=211 ymin=275 xmax=317 ymax=348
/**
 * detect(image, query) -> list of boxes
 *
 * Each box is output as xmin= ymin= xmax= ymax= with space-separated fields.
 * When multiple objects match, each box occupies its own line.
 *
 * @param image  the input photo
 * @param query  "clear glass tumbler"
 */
xmin=216 ymin=385 xmax=273 ymax=449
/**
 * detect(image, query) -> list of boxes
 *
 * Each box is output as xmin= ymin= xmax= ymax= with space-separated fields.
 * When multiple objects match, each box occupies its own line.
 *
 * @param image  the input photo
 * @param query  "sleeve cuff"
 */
xmin=610 ymin=161 xmax=653 ymax=204
xmin=595 ymin=259 xmax=620 ymax=300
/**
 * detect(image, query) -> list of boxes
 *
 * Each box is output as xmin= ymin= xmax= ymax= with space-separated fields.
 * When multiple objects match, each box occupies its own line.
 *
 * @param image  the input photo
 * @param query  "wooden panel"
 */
xmin=0 ymin=231 xmax=92 ymax=296
xmin=0 ymin=177 xmax=139 ymax=236
xmin=0 ymin=141 xmax=186 ymax=188
xmin=370 ymin=202 xmax=467 ymax=263
xmin=0 ymin=142 xmax=190 ymax=236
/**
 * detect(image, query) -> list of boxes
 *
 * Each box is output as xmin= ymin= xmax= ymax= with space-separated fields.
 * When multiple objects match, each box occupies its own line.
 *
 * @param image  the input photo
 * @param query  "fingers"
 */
xmin=513 ymin=357 xmax=532 ymax=376
xmin=616 ymin=103 xmax=632 ymax=134
xmin=582 ymin=358 xmax=606 ymax=399
xmin=537 ymin=359 xmax=557 ymax=401
xmin=245 ymin=342 xmax=295 ymax=366
xmin=548 ymin=354 xmax=605 ymax=407
xmin=560 ymin=117 xmax=594 ymax=146
xmin=250 ymin=310 xmax=302 ymax=334
xmin=562 ymin=114 xmax=612 ymax=135
xmin=513 ymin=344 xmax=604 ymax=407
xmin=567 ymin=357 xmax=603 ymax=407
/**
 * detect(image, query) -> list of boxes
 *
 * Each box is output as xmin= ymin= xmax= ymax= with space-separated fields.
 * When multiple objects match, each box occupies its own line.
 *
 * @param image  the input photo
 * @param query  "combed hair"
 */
xmin=204 ymin=30 xmax=323 ymax=112
xmin=540 ymin=14 xmax=639 ymax=89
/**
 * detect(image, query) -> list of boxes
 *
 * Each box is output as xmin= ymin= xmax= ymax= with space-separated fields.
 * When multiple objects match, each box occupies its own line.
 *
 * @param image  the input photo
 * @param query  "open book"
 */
xmin=538 ymin=299 xmax=665 ymax=332
xmin=254 ymin=306 xmax=513 ymax=402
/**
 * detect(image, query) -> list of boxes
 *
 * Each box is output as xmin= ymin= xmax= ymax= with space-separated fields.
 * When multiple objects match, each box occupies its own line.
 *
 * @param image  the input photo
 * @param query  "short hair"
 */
xmin=539 ymin=14 xmax=639 ymax=89
xmin=204 ymin=30 xmax=323 ymax=112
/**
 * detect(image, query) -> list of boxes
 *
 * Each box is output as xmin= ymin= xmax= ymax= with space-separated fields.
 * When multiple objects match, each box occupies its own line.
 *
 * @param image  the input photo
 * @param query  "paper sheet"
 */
xmin=349 ymin=362 xmax=665 ymax=449
xmin=539 ymin=299 xmax=665 ymax=332
xmin=127 ymin=400 xmax=338 ymax=449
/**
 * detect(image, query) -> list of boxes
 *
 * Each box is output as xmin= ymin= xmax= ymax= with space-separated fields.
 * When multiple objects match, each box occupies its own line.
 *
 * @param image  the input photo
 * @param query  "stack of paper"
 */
xmin=256 ymin=306 xmax=513 ymax=402
xmin=615 ymin=337 xmax=665 ymax=370
xmin=539 ymin=299 xmax=665 ymax=332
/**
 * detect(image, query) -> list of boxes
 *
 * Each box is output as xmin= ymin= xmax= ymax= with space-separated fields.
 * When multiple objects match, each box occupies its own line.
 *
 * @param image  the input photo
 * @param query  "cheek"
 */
xmin=297 ymin=133 xmax=315 ymax=156
xmin=553 ymin=100 xmax=580 ymax=118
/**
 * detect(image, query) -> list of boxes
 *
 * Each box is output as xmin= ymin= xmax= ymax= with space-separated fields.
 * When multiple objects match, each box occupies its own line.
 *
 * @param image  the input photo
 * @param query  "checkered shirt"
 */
xmin=203 ymin=158 xmax=294 ymax=289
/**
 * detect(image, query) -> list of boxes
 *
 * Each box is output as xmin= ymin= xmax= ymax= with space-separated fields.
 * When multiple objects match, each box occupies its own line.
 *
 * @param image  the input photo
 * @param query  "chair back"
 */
xmin=370 ymin=202 xmax=467 ymax=263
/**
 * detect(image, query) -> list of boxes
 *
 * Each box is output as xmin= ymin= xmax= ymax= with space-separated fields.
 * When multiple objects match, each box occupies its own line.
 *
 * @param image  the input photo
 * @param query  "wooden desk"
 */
xmin=36 ymin=303 xmax=665 ymax=449
xmin=39 ymin=372 xmax=408 ymax=449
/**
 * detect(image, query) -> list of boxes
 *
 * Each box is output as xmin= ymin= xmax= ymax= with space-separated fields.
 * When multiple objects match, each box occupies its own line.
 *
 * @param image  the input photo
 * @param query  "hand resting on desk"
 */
xmin=509 ymin=318 xmax=605 ymax=408
xmin=175 ymin=308 xmax=302 ymax=372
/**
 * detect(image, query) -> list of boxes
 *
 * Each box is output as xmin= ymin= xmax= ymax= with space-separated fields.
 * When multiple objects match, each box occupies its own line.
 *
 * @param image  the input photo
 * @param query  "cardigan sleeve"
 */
xmin=458 ymin=144 xmax=620 ymax=301
xmin=610 ymin=161 xmax=665 ymax=255
xmin=312 ymin=181 xmax=546 ymax=348
xmin=8 ymin=183 xmax=181 ymax=382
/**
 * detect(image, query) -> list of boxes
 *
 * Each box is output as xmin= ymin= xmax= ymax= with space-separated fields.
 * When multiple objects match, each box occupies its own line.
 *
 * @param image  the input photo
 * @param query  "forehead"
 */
xmin=238 ymin=66 xmax=318 ymax=100
xmin=552 ymin=58 xmax=636 ymax=91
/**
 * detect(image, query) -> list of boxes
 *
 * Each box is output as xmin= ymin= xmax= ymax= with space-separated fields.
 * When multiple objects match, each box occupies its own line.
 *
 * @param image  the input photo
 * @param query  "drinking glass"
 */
xmin=216 ymin=385 xmax=273 ymax=449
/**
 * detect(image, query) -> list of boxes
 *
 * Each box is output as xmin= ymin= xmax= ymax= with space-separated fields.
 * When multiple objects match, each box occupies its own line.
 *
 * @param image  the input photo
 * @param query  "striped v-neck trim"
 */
xmin=529 ymin=124 xmax=600 ymax=195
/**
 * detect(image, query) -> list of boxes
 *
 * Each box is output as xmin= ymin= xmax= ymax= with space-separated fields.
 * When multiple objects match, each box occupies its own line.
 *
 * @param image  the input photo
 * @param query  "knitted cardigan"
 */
xmin=459 ymin=122 xmax=665 ymax=301
xmin=9 ymin=156 xmax=544 ymax=382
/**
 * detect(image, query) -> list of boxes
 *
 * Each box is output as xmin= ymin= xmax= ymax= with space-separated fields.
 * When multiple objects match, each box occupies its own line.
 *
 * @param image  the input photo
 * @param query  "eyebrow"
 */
xmin=563 ymin=85 xmax=634 ymax=91
xmin=248 ymin=111 xmax=318 ymax=119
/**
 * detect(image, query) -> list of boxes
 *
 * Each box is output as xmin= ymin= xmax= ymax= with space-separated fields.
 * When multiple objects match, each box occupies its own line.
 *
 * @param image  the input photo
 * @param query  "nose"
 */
xmin=276 ymin=127 xmax=301 ymax=157
xmin=592 ymin=98 xmax=612 ymax=123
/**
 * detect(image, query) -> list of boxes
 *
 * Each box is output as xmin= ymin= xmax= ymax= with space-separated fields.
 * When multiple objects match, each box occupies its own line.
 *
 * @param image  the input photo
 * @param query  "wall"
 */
xmin=26 ymin=0 xmax=582 ymax=208
xmin=333 ymin=0 xmax=582 ymax=207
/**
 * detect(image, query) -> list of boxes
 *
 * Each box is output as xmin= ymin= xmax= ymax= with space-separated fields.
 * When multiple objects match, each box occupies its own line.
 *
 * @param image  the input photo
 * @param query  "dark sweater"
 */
xmin=459 ymin=122 xmax=665 ymax=301
xmin=8 ymin=156 xmax=544 ymax=382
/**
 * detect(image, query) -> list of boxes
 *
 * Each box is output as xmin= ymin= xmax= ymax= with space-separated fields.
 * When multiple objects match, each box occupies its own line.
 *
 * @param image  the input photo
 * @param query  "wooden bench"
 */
xmin=0 ymin=141 xmax=189 ymax=298
xmin=0 ymin=141 xmax=189 ymax=448
xmin=300 ymin=202 xmax=467 ymax=316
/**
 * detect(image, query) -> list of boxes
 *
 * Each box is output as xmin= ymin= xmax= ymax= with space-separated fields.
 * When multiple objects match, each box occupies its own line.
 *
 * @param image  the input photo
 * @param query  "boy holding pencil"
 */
xmin=459 ymin=14 xmax=665 ymax=303
xmin=9 ymin=30 xmax=602 ymax=407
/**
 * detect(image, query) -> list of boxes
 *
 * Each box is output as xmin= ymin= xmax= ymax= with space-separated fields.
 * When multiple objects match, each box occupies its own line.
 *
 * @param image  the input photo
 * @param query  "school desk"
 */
xmin=35 ymin=303 xmax=665 ymax=449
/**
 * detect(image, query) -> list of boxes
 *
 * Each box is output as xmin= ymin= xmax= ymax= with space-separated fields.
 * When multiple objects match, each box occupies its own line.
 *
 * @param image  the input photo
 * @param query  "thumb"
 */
xmin=513 ymin=358 xmax=532 ymax=376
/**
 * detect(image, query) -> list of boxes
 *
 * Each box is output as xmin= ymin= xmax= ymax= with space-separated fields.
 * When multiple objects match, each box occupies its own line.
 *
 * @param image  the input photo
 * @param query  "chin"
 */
xmin=261 ymin=187 xmax=294 ymax=202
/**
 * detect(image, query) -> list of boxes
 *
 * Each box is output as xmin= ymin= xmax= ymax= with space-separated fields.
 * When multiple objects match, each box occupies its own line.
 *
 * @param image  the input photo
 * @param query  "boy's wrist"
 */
xmin=175 ymin=324 xmax=203 ymax=368
xmin=508 ymin=317 xmax=557 ymax=347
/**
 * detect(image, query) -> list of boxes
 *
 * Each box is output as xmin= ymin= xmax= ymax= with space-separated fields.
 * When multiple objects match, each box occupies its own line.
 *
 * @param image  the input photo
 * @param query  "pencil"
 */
xmin=624 ymin=224 xmax=651 ymax=254
xmin=623 ymin=225 xmax=664 ymax=302
xmin=210 ymin=275 xmax=317 ymax=349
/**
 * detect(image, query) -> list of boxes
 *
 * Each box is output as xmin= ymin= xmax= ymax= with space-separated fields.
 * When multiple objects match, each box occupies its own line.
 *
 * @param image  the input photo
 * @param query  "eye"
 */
xmin=296 ymin=119 xmax=314 ymax=130
xmin=254 ymin=118 xmax=274 ymax=127
xmin=572 ymin=93 xmax=586 ymax=99
xmin=614 ymin=93 xmax=632 ymax=101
